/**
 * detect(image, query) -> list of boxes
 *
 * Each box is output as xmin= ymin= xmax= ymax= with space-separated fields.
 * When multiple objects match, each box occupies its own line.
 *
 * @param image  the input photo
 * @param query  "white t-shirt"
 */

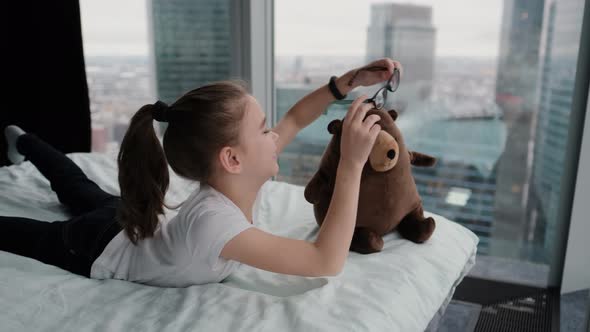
xmin=90 ymin=183 xmax=260 ymax=287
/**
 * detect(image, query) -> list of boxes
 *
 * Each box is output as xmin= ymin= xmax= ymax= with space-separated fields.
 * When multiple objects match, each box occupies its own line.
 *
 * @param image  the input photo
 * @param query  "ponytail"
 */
xmin=116 ymin=80 xmax=249 ymax=245
xmin=116 ymin=104 xmax=170 ymax=245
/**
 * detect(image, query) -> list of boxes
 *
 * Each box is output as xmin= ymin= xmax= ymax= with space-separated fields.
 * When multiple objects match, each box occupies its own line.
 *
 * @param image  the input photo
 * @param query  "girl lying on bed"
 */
xmin=0 ymin=58 xmax=402 ymax=287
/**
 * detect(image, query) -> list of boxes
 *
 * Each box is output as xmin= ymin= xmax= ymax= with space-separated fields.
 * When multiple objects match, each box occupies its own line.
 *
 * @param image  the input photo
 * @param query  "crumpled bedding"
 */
xmin=0 ymin=152 xmax=478 ymax=331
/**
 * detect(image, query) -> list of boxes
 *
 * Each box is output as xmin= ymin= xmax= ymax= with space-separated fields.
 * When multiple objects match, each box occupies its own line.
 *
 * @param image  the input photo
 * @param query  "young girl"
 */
xmin=1 ymin=58 xmax=401 ymax=287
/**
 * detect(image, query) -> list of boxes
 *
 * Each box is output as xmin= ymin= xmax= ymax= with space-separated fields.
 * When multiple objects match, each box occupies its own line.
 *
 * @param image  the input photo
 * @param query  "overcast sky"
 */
xmin=80 ymin=0 xmax=503 ymax=57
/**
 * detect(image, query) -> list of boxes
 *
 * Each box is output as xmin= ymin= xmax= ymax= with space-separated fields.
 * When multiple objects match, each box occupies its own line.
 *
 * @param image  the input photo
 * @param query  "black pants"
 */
xmin=0 ymin=133 xmax=122 ymax=277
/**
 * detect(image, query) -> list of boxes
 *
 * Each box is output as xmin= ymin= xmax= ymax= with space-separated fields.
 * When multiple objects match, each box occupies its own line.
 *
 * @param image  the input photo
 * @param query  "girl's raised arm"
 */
xmin=271 ymin=58 xmax=400 ymax=154
xmin=221 ymin=96 xmax=381 ymax=277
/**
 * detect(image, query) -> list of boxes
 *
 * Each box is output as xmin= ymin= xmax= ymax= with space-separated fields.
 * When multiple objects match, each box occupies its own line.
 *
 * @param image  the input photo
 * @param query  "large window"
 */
xmin=274 ymin=0 xmax=587 ymax=287
xmin=80 ymin=0 xmax=587 ymax=288
xmin=80 ymin=0 xmax=233 ymax=157
xmin=80 ymin=0 xmax=156 ymax=158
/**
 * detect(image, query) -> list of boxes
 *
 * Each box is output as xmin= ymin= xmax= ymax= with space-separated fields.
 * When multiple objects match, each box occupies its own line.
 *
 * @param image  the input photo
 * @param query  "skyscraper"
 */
xmin=490 ymin=0 xmax=544 ymax=258
xmin=495 ymin=0 xmax=545 ymax=110
xmin=150 ymin=0 xmax=232 ymax=104
xmin=526 ymin=0 xmax=586 ymax=261
xmin=366 ymin=3 xmax=436 ymax=99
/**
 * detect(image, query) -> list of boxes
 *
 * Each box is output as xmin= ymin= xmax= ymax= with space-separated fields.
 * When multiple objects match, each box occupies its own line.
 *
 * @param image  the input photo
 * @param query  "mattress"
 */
xmin=0 ymin=152 xmax=478 ymax=331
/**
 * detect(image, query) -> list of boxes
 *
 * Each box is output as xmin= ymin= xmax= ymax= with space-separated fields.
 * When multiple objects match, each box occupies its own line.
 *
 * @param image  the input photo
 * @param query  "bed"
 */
xmin=0 ymin=152 xmax=478 ymax=332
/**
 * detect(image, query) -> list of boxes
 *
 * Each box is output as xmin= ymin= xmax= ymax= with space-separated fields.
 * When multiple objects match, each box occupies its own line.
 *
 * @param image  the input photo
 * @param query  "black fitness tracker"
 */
xmin=328 ymin=76 xmax=347 ymax=100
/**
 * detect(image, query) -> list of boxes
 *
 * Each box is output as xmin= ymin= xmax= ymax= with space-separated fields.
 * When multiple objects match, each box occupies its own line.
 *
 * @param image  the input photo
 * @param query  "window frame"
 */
xmin=230 ymin=0 xmax=275 ymax=128
xmin=554 ymin=0 xmax=590 ymax=291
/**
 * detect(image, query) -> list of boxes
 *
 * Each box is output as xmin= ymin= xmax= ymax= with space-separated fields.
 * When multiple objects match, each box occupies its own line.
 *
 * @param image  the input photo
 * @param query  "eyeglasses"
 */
xmin=330 ymin=68 xmax=400 ymax=110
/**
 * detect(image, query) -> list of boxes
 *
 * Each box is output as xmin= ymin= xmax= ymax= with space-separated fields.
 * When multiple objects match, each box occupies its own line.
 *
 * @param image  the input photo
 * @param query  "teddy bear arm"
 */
xmin=304 ymin=166 xmax=334 ymax=203
xmin=304 ymin=172 xmax=322 ymax=204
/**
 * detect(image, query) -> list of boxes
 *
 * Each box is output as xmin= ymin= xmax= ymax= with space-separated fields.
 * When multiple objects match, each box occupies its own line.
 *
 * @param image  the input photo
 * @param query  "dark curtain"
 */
xmin=0 ymin=0 xmax=90 ymax=166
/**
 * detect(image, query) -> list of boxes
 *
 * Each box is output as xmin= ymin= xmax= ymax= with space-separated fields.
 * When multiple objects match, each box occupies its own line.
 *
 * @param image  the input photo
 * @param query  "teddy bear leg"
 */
xmin=397 ymin=205 xmax=435 ymax=243
xmin=350 ymin=227 xmax=384 ymax=254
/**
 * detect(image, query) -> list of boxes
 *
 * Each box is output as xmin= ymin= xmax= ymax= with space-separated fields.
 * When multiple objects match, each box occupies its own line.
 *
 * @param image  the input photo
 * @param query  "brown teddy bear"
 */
xmin=304 ymin=108 xmax=437 ymax=254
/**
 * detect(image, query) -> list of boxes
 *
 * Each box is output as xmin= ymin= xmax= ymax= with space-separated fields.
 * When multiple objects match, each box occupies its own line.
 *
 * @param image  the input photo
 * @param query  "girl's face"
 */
xmin=236 ymin=95 xmax=279 ymax=180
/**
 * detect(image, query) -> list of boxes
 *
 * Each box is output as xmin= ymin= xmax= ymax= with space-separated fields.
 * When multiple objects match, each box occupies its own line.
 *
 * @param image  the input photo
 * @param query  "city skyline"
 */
xmin=80 ymin=0 xmax=503 ymax=57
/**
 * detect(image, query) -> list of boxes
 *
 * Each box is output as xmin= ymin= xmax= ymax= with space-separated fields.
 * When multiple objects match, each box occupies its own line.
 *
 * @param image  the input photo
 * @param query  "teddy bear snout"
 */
xmin=369 ymin=130 xmax=399 ymax=172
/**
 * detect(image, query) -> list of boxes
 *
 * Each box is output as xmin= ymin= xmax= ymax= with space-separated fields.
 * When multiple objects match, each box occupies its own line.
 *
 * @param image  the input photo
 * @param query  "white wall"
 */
xmin=561 ymin=84 xmax=590 ymax=294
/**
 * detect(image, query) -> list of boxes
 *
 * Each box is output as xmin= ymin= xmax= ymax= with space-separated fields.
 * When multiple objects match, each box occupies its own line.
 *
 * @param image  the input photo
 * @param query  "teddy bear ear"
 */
xmin=388 ymin=109 xmax=398 ymax=121
xmin=327 ymin=119 xmax=342 ymax=135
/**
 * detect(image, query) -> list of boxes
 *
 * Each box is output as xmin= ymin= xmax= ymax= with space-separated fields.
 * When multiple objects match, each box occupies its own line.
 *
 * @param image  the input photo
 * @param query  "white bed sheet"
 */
xmin=0 ymin=152 xmax=478 ymax=332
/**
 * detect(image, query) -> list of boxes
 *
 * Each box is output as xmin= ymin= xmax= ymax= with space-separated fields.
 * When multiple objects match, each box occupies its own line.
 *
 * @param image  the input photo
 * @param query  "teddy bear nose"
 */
xmin=387 ymin=149 xmax=396 ymax=160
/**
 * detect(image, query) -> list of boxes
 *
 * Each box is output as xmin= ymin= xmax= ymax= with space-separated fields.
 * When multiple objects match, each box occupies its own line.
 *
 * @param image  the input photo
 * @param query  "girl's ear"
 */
xmin=218 ymin=147 xmax=241 ymax=174
xmin=327 ymin=119 xmax=342 ymax=135
xmin=388 ymin=109 xmax=398 ymax=121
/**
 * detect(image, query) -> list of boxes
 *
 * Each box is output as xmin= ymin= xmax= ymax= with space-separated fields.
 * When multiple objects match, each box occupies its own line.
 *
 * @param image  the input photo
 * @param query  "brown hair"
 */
xmin=116 ymin=80 xmax=249 ymax=245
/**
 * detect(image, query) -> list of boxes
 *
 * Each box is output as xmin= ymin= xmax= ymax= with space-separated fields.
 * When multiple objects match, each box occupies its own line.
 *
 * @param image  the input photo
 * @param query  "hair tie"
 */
xmin=152 ymin=101 xmax=169 ymax=122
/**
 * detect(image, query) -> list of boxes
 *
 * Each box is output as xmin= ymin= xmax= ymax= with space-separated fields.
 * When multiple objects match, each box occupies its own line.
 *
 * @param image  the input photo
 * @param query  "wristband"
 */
xmin=328 ymin=76 xmax=347 ymax=100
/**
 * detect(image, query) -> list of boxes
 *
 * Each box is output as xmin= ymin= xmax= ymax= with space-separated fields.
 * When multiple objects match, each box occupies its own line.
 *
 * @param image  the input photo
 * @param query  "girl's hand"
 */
xmin=339 ymin=94 xmax=382 ymax=170
xmin=346 ymin=58 xmax=403 ymax=89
